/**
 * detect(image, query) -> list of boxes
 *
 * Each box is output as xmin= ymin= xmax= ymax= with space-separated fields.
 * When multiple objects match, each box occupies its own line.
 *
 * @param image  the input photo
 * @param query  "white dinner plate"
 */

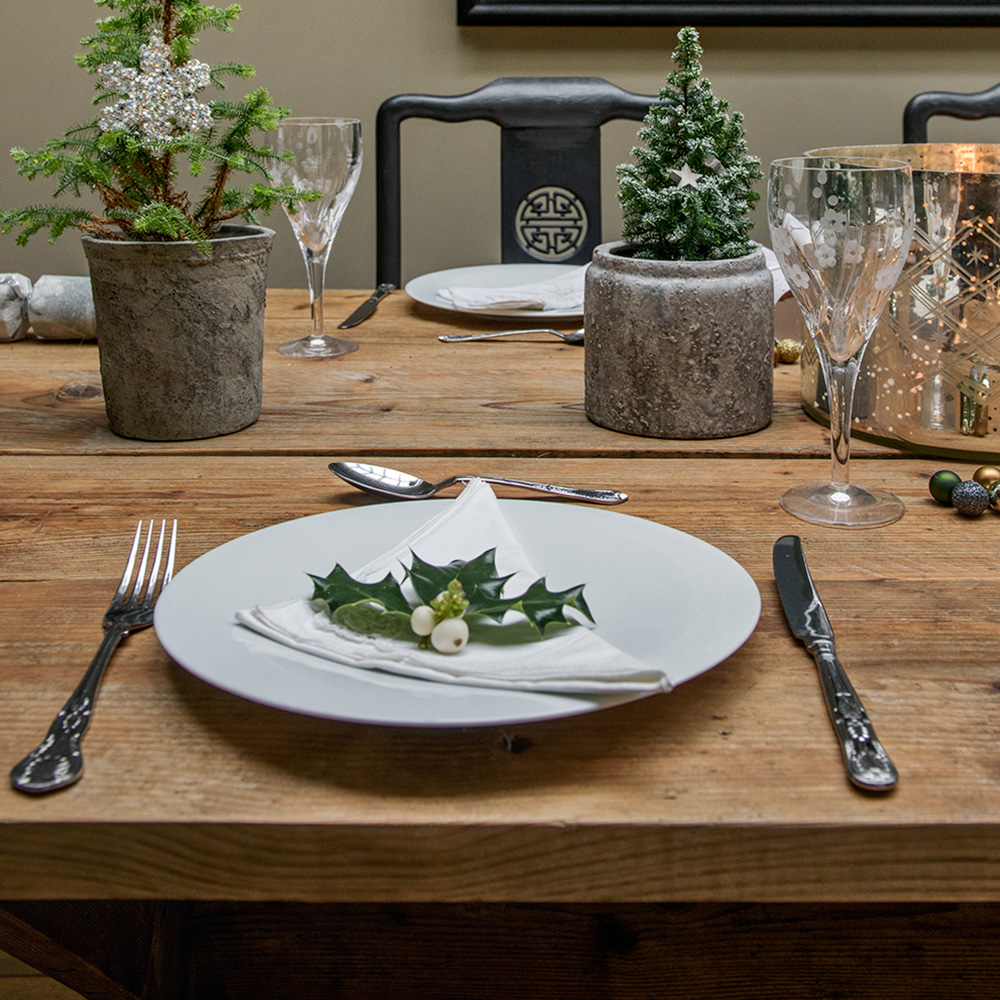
xmin=154 ymin=502 xmax=760 ymax=728
xmin=404 ymin=264 xmax=584 ymax=319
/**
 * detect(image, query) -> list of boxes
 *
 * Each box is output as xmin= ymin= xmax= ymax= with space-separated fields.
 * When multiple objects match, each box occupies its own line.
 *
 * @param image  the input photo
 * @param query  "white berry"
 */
xmin=410 ymin=605 xmax=436 ymax=636
xmin=430 ymin=617 xmax=469 ymax=654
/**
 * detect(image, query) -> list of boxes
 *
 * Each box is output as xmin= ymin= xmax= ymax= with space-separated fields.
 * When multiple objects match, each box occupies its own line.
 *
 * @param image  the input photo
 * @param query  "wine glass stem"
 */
xmin=306 ymin=251 xmax=328 ymax=344
xmin=822 ymin=353 xmax=861 ymax=490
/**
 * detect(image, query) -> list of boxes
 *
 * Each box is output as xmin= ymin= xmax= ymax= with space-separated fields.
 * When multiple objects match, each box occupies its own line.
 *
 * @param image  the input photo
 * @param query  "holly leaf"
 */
xmin=308 ymin=565 xmax=412 ymax=616
xmin=328 ymin=601 xmax=413 ymax=641
xmin=510 ymin=578 xmax=594 ymax=634
xmin=408 ymin=548 xmax=516 ymax=618
xmin=307 ymin=550 xmax=594 ymax=644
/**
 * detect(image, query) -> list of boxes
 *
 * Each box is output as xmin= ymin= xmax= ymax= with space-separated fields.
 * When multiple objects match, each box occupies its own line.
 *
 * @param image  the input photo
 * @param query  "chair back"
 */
xmin=903 ymin=81 xmax=1000 ymax=143
xmin=376 ymin=77 xmax=664 ymax=286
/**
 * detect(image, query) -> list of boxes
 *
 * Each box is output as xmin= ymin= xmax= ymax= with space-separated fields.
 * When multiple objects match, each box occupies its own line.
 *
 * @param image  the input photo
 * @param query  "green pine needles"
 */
xmin=617 ymin=27 xmax=763 ymax=262
xmin=0 ymin=1 xmax=302 ymax=254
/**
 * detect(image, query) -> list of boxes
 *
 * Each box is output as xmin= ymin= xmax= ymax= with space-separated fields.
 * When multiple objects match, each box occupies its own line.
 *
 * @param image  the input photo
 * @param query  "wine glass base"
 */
xmin=780 ymin=482 xmax=905 ymax=528
xmin=276 ymin=335 xmax=359 ymax=359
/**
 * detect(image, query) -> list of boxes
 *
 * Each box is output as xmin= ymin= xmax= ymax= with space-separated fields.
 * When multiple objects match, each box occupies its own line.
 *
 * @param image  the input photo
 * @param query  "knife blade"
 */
xmin=337 ymin=282 xmax=395 ymax=329
xmin=773 ymin=535 xmax=898 ymax=791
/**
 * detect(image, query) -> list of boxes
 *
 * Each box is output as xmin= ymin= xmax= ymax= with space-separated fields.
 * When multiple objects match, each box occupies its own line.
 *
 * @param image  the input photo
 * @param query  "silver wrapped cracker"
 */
xmin=0 ymin=273 xmax=31 ymax=341
xmin=27 ymin=275 xmax=96 ymax=340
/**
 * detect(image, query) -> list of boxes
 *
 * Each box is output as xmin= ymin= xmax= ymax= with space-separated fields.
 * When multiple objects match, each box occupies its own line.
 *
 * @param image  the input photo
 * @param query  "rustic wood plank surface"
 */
xmin=0 ymin=457 xmax=997 ymax=900
xmin=1 ymin=288 xmax=895 ymax=459
xmin=1 ymin=291 xmax=998 ymax=998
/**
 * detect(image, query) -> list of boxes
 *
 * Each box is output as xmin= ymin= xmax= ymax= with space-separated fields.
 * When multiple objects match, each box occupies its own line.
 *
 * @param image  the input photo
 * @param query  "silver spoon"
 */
xmin=330 ymin=461 xmax=627 ymax=504
xmin=438 ymin=328 xmax=584 ymax=344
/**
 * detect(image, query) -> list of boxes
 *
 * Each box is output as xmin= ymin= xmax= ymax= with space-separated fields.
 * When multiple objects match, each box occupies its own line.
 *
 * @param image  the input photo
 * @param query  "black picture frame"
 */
xmin=457 ymin=1 xmax=1000 ymax=27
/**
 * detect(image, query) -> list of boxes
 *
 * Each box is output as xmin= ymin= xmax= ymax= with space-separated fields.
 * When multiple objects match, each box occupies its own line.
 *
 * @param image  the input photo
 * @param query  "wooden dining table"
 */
xmin=1 ymin=288 xmax=998 ymax=999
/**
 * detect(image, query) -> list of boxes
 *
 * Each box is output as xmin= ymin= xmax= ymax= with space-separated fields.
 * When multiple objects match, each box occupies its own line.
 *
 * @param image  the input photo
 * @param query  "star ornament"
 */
xmin=677 ymin=163 xmax=703 ymax=188
xmin=97 ymin=35 xmax=212 ymax=145
xmin=667 ymin=163 xmax=703 ymax=189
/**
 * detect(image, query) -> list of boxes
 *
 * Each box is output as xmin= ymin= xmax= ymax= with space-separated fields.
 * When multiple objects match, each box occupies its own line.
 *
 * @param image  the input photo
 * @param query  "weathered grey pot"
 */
xmin=584 ymin=241 xmax=774 ymax=439
xmin=82 ymin=224 xmax=274 ymax=441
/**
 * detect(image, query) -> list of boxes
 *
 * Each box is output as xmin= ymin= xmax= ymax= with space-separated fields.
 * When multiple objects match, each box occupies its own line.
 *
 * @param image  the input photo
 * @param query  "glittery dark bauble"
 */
xmin=928 ymin=469 xmax=961 ymax=505
xmin=951 ymin=480 xmax=989 ymax=516
xmin=990 ymin=483 xmax=1000 ymax=511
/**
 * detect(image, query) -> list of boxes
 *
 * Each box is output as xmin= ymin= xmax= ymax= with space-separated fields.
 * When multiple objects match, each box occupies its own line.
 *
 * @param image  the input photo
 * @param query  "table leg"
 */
xmin=0 ymin=900 xmax=190 ymax=1000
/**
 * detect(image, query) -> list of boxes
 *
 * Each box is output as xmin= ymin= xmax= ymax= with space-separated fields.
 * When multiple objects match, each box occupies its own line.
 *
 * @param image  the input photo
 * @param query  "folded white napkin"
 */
xmin=235 ymin=480 xmax=669 ymax=694
xmin=438 ymin=266 xmax=586 ymax=312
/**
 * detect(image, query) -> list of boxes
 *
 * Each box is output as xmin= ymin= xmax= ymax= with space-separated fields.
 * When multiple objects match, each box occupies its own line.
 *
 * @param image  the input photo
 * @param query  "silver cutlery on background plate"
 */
xmin=439 ymin=327 xmax=584 ymax=344
xmin=773 ymin=534 xmax=898 ymax=791
xmin=330 ymin=461 xmax=627 ymax=504
xmin=338 ymin=282 xmax=395 ymax=329
xmin=10 ymin=519 xmax=177 ymax=794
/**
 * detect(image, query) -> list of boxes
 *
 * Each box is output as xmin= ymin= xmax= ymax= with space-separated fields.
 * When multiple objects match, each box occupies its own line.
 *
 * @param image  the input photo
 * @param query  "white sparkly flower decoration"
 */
xmin=842 ymin=239 xmax=866 ymax=264
xmin=97 ymin=35 xmax=212 ymax=144
xmin=874 ymin=265 xmax=897 ymax=290
xmin=819 ymin=207 xmax=848 ymax=234
xmin=787 ymin=263 xmax=810 ymax=289
xmin=813 ymin=242 xmax=837 ymax=268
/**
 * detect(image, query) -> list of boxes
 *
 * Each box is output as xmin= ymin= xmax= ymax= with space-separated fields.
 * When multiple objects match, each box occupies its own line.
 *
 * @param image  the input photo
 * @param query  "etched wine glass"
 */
xmin=270 ymin=118 xmax=362 ymax=357
xmin=768 ymin=156 xmax=915 ymax=526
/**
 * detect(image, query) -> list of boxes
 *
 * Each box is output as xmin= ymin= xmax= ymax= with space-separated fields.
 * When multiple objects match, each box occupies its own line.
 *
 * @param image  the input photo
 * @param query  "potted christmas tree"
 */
xmin=0 ymin=1 xmax=304 ymax=441
xmin=584 ymin=27 xmax=774 ymax=440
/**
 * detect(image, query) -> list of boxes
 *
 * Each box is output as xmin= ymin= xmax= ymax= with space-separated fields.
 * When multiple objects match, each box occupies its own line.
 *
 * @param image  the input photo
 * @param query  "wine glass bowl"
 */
xmin=270 ymin=117 xmax=362 ymax=358
xmin=768 ymin=156 xmax=915 ymax=527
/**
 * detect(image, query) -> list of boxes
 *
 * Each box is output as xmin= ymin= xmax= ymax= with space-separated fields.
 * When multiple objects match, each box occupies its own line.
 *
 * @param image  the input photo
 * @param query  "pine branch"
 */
xmin=3 ymin=2 xmax=290 ymax=253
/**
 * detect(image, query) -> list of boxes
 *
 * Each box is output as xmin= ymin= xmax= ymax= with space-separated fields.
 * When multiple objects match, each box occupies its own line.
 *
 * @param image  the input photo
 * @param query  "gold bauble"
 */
xmin=775 ymin=338 xmax=802 ymax=364
xmin=973 ymin=465 xmax=1000 ymax=489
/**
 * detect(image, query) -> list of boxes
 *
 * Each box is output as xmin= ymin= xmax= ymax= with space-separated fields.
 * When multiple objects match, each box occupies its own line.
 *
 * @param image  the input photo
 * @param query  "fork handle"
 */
xmin=9 ymin=623 xmax=128 ymax=793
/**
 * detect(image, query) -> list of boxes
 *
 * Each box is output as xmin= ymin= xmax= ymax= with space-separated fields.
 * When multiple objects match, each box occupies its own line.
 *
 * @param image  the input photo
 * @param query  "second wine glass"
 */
xmin=768 ymin=155 xmax=915 ymax=527
xmin=270 ymin=117 xmax=362 ymax=358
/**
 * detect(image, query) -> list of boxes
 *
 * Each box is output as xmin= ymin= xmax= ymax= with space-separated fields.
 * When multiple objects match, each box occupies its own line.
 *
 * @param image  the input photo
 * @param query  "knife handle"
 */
xmin=809 ymin=640 xmax=898 ymax=791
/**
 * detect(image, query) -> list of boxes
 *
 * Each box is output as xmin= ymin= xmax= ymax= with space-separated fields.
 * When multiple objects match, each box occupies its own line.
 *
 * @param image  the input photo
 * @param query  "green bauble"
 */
xmin=929 ymin=470 xmax=961 ymax=505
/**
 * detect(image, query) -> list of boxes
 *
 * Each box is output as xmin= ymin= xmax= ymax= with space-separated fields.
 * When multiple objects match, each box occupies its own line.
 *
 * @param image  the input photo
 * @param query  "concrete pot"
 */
xmin=82 ymin=224 xmax=274 ymax=441
xmin=584 ymin=241 xmax=774 ymax=439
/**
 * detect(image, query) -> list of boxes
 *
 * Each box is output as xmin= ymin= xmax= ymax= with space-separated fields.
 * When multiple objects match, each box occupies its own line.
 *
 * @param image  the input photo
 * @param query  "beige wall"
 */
xmin=2 ymin=1 xmax=1000 ymax=291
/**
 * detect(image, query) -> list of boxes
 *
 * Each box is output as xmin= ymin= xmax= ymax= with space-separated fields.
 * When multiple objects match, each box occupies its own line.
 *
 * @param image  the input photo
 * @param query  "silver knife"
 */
xmin=337 ymin=282 xmax=395 ymax=329
xmin=773 ymin=535 xmax=898 ymax=791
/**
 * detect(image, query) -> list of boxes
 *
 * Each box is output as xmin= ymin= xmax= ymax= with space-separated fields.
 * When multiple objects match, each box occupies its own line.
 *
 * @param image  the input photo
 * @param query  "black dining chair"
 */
xmin=375 ymin=77 xmax=665 ymax=287
xmin=903 ymin=81 xmax=1000 ymax=143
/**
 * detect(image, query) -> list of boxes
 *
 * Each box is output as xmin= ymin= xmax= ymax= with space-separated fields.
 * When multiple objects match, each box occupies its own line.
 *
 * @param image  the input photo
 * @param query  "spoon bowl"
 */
xmin=330 ymin=462 xmax=627 ymax=504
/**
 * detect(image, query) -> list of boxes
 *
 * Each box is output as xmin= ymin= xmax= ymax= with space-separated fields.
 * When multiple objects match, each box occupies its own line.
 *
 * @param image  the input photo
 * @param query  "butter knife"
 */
xmin=773 ymin=535 xmax=898 ymax=791
xmin=337 ymin=282 xmax=395 ymax=328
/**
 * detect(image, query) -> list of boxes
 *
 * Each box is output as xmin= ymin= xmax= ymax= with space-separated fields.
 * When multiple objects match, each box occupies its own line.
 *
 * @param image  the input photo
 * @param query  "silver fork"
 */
xmin=10 ymin=519 xmax=177 ymax=794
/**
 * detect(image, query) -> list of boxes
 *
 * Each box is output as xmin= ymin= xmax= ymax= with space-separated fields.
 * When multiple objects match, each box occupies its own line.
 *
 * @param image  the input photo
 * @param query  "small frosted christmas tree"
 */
xmin=617 ymin=27 xmax=762 ymax=262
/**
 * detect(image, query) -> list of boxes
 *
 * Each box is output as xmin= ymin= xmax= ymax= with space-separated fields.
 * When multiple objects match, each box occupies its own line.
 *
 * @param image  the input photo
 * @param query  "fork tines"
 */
xmin=117 ymin=519 xmax=178 ymax=604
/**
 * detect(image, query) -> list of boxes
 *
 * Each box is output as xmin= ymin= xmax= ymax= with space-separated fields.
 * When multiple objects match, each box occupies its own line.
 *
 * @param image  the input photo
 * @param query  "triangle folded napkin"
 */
xmin=235 ymin=479 xmax=669 ymax=694
xmin=438 ymin=266 xmax=586 ymax=312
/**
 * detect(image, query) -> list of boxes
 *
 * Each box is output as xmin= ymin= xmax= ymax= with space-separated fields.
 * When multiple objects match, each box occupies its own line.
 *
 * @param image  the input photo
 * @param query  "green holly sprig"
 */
xmin=308 ymin=548 xmax=594 ymax=654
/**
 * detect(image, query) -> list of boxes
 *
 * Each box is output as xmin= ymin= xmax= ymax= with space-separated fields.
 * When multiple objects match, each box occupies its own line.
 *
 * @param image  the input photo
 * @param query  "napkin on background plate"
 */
xmin=235 ymin=479 xmax=669 ymax=694
xmin=438 ymin=266 xmax=587 ymax=312
xmin=439 ymin=253 xmax=785 ymax=312
xmin=761 ymin=245 xmax=790 ymax=303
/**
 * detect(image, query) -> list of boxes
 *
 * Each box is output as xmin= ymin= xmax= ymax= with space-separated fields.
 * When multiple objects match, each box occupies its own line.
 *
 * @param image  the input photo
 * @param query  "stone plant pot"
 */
xmin=82 ymin=224 xmax=274 ymax=441
xmin=584 ymin=241 xmax=774 ymax=439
